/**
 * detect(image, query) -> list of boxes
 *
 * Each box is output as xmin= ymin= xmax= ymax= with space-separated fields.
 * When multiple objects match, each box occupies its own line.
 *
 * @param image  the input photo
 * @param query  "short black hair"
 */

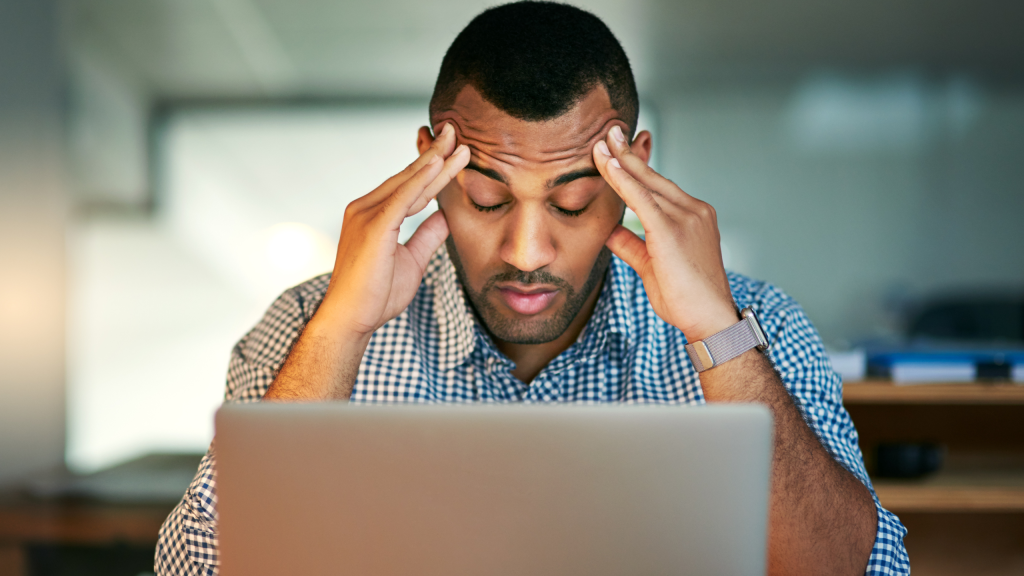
xmin=429 ymin=1 xmax=638 ymax=135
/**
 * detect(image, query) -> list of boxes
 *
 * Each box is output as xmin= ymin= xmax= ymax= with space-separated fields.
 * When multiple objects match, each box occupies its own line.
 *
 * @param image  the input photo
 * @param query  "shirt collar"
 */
xmin=420 ymin=245 xmax=637 ymax=372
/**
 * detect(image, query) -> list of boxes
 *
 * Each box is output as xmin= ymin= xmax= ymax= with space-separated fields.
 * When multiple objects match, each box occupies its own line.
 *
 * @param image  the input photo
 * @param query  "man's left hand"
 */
xmin=593 ymin=125 xmax=738 ymax=342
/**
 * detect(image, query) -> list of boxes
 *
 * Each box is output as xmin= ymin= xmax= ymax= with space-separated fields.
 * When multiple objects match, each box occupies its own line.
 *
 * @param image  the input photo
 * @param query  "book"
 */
xmin=866 ymin=348 xmax=1024 ymax=384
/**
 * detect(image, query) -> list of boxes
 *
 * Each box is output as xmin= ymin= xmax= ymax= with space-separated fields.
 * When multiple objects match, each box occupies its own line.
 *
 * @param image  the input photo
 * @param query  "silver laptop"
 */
xmin=216 ymin=403 xmax=772 ymax=576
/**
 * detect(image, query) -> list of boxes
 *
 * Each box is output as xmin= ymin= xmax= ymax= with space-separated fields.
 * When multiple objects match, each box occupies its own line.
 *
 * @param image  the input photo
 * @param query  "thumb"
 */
xmin=605 ymin=225 xmax=651 ymax=274
xmin=404 ymin=209 xmax=450 ymax=272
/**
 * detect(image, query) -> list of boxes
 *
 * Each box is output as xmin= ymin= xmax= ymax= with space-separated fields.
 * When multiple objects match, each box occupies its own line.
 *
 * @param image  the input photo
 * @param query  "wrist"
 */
xmin=305 ymin=310 xmax=374 ymax=347
xmin=681 ymin=305 xmax=741 ymax=343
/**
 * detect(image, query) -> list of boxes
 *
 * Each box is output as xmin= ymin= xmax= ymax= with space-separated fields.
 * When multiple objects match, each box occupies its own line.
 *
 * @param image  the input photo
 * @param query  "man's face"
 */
xmin=428 ymin=85 xmax=647 ymax=345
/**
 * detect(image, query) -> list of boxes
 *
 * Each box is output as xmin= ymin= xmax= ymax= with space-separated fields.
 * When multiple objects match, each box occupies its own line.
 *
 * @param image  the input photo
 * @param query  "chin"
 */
xmin=479 ymin=306 xmax=574 ymax=346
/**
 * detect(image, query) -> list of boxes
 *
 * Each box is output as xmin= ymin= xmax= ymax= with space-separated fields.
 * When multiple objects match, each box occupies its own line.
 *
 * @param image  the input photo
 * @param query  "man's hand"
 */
xmin=317 ymin=123 xmax=470 ymax=337
xmin=266 ymin=123 xmax=470 ymax=401
xmin=592 ymin=125 xmax=738 ymax=342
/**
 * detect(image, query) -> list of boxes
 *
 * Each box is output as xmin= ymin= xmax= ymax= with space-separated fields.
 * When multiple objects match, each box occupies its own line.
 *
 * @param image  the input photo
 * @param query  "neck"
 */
xmin=495 ymin=278 xmax=604 ymax=384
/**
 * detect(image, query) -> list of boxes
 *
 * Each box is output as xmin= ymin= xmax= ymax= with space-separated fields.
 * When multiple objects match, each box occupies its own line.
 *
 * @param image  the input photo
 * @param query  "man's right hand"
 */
xmin=265 ymin=123 xmax=470 ymax=401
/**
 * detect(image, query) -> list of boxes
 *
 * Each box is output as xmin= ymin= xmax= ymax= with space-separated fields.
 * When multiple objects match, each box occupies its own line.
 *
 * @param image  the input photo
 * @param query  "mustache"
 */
xmin=482 ymin=267 xmax=574 ymax=295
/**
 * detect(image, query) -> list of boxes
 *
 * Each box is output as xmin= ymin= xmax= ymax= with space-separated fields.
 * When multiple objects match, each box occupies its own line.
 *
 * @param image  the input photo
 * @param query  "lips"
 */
xmin=497 ymin=287 xmax=558 ymax=316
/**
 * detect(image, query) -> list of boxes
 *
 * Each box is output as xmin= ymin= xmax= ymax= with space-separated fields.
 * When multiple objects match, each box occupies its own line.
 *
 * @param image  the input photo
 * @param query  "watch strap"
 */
xmin=685 ymin=310 xmax=766 ymax=372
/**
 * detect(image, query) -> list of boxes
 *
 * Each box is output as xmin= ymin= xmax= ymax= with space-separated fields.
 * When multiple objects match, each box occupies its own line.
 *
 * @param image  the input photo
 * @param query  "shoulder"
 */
xmin=608 ymin=259 xmax=806 ymax=339
xmin=724 ymin=271 xmax=832 ymax=385
xmin=725 ymin=270 xmax=819 ymax=343
xmin=279 ymin=273 xmax=333 ymax=320
xmin=232 ymin=274 xmax=332 ymax=370
xmin=615 ymin=264 xmax=824 ymax=373
xmin=725 ymin=271 xmax=804 ymax=332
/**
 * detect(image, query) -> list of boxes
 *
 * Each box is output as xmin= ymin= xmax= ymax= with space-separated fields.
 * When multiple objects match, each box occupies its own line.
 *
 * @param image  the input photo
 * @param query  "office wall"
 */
xmin=652 ymin=79 xmax=1024 ymax=345
xmin=0 ymin=0 xmax=67 ymax=485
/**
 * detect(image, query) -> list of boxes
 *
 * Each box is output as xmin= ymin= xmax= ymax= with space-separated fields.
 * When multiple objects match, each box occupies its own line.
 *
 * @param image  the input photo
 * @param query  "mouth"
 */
xmin=496 ymin=284 xmax=559 ymax=316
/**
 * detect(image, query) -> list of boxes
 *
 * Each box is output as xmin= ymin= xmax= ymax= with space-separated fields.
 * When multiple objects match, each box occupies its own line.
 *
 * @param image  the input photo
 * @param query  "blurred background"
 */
xmin=0 ymin=0 xmax=1022 ymax=574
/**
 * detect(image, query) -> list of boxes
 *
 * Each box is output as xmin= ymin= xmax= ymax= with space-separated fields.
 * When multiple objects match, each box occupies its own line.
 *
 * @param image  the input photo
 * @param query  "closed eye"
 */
xmin=471 ymin=200 xmax=506 ymax=213
xmin=471 ymin=201 xmax=587 ymax=216
xmin=555 ymin=206 xmax=586 ymax=217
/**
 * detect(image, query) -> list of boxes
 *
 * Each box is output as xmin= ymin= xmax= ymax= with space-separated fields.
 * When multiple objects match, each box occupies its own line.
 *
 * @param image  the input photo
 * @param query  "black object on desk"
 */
xmin=875 ymin=443 xmax=944 ymax=478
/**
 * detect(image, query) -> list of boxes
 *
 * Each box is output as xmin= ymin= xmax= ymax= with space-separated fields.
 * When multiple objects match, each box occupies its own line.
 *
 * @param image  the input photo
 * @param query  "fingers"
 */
xmin=605 ymin=126 xmax=692 ymax=206
xmin=360 ymin=123 xmax=458 ymax=208
xmin=406 ymin=143 xmax=470 ymax=217
xmin=403 ymin=209 xmax=450 ymax=272
xmin=377 ymin=154 xmax=445 ymax=228
xmin=605 ymin=224 xmax=651 ymax=274
xmin=410 ymin=122 xmax=458 ymax=172
xmin=593 ymin=138 xmax=662 ymax=224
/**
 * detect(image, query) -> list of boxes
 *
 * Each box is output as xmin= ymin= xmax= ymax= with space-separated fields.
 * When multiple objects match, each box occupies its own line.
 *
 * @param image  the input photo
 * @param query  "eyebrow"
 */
xmin=465 ymin=161 xmax=602 ymax=189
xmin=465 ymin=161 xmax=506 ymax=184
xmin=549 ymin=167 xmax=601 ymax=188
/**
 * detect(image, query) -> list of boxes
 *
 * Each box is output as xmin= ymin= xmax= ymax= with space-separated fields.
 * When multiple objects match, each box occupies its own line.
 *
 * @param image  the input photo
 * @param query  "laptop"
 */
xmin=216 ymin=403 xmax=772 ymax=576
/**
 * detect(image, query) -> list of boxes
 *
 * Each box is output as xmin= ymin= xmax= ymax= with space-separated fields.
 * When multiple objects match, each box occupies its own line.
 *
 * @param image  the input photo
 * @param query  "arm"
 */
xmin=265 ymin=124 xmax=469 ymax=402
xmin=702 ymin=348 xmax=876 ymax=575
xmin=593 ymin=125 xmax=879 ymax=575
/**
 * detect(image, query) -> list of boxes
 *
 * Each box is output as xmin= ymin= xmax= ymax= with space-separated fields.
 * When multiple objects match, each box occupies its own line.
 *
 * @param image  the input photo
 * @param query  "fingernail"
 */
xmin=455 ymin=144 xmax=468 ymax=155
xmin=609 ymin=158 xmax=621 ymax=169
xmin=441 ymin=123 xmax=454 ymax=137
xmin=596 ymin=140 xmax=610 ymax=157
xmin=611 ymin=125 xmax=626 ymax=143
xmin=428 ymin=154 xmax=441 ymax=165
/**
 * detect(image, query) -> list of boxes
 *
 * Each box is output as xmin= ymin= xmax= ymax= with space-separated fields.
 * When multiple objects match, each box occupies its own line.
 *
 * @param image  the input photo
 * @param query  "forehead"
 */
xmin=432 ymin=85 xmax=626 ymax=169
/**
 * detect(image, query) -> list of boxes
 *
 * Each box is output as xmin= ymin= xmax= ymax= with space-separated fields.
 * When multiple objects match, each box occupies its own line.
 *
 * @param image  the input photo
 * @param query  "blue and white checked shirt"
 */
xmin=156 ymin=245 xmax=910 ymax=575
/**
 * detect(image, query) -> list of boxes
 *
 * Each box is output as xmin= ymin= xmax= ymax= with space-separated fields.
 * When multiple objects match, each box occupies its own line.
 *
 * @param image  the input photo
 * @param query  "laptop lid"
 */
xmin=216 ymin=403 xmax=772 ymax=576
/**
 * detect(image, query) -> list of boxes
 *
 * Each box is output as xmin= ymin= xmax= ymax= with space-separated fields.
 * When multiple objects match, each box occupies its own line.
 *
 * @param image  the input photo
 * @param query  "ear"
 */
xmin=630 ymin=130 xmax=653 ymax=165
xmin=417 ymin=126 xmax=434 ymax=155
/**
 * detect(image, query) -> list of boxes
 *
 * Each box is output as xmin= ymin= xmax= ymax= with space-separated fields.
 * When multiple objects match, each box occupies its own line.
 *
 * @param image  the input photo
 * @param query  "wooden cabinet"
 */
xmin=844 ymin=381 xmax=1024 ymax=575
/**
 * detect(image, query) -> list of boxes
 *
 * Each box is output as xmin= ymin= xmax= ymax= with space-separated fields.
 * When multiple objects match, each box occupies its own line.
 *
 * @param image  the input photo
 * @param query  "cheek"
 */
xmin=436 ymin=187 xmax=502 ymax=279
xmin=554 ymin=192 xmax=623 ymax=281
xmin=564 ymin=189 xmax=624 ymax=241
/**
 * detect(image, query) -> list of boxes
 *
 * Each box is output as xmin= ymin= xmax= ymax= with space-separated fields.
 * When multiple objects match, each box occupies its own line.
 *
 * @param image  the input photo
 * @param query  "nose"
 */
xmin=498 ymin=204 xmax=556 ymax=273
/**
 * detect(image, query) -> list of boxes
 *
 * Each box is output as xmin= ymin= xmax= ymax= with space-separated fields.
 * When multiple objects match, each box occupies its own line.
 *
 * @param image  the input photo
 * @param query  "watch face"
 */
xmin=742 ymin=307 xmax=771 ymax=352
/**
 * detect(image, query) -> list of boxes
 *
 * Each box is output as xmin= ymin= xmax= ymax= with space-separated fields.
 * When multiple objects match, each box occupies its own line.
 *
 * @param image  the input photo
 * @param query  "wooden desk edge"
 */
xmin=843 ymin=381 xmax=1024 ymax=404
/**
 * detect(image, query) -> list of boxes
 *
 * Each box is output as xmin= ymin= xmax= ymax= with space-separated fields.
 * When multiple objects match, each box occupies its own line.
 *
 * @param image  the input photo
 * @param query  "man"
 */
xmin=157 ymin=2 xmax=909 ymax=575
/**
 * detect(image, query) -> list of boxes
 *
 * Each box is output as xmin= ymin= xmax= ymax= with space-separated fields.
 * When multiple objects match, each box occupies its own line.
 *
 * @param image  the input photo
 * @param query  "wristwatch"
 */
xmin=685 ymin=307 xmax=770 ymax=373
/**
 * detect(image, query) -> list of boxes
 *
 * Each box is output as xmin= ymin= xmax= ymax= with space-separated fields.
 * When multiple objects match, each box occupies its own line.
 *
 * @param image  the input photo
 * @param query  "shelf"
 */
xmin=874 ymin=466 xmax=1024 ymax=512
xmin=843 ymin=381 xmax=1024 ymax=405
xmin=876 ymin=483 xmax=1024 ymax=512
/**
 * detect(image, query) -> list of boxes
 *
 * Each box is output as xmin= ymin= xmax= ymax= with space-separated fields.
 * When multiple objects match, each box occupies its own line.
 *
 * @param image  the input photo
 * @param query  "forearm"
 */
xmin=700 ymin=350 xmax=876 ymax=576
xmin=264 ymin=314 xmax=371 ymax=402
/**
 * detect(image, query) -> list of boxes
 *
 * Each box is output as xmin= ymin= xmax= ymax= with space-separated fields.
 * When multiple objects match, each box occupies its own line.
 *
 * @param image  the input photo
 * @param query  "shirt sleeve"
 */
xmin=155 ymin=278 xmax=326 ymax=575
xmin=749 ymin=280 xmax=910 ymax=576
